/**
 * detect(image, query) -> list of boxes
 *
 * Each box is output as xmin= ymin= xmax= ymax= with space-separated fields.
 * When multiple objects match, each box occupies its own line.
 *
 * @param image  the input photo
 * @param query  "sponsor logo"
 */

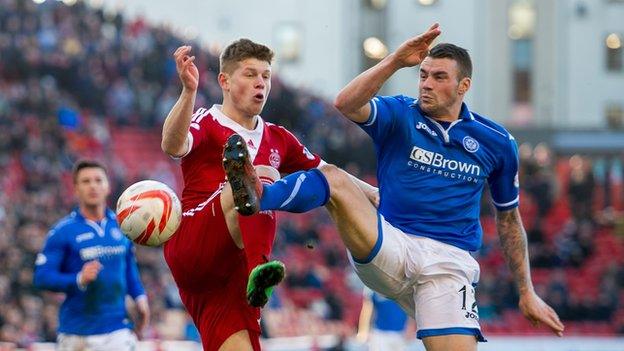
xmin=76 ymin=232 xmax=94 ymax=243
xmin=415 ymin=121 xmax=437 ymax=137
xmin=465 ymin=311 xmax=479 ymax=320
xmin=410 ymin=147 xmax=481 ymax=175
xmin=79 ymin=245 xmax=126 ymax=261
xmin=462 ymin=136 xmax=479 ymax=153
xmin=269 ymin=148 xmax=281 ymax=168
xmin=514 ymin=172 xmax=520 ymax=188
xmin=408 ymin=146 xmax=482 ymax=183
xmin=247 ymin=139 xmax=256 ymax=150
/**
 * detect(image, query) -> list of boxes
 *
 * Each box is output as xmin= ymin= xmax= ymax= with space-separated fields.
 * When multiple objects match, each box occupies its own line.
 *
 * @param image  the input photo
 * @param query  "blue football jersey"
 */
xmin=358 ymin=95 xmax=519 ymax=251
xmin=34 ymin=208 xmax=145 ymax=335
xmin=368 ymin=290 xmax=408 ymax=332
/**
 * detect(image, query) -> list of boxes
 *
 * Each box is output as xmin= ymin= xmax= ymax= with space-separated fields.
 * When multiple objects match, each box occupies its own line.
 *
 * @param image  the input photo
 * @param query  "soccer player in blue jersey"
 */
xmin=357 ymin=288 xmax=412 ymax=351
xmin=34 ymin=160 xmax=149 ymax=351
xmin=224 ymin=23 xmax=564 ymax=350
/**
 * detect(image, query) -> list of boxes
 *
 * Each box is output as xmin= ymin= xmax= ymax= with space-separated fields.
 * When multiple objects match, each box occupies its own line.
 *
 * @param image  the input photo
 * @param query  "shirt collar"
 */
xmin=411 ymin=100 xmax=475 ymax=121
xmin=71 ymin=207 xmax=115 ymax=221
xmin=209 ymin=104 xmax=264 ymax=134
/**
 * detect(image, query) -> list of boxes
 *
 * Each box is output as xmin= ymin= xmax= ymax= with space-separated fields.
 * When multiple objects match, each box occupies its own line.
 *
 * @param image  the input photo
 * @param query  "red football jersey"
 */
xmin=179 ymin=105 xmax=321 ymax=211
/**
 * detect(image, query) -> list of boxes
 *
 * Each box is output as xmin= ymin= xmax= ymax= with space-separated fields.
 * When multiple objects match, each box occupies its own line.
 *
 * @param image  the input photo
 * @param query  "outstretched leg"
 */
xmin=317 ymin=164 xmax=379 ymax=261
xmin=223 ymin=133 xmax=329 ymax=215
xmin=223 ymin=134 xmax=379 ymax=261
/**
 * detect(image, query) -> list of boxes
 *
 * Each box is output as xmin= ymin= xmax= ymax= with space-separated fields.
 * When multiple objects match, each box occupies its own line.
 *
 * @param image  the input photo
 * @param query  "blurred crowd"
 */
xmin=0 ymin=0 xmax=623 ymax=348
xmin=475 ymin=145 xmax=624 ymax=333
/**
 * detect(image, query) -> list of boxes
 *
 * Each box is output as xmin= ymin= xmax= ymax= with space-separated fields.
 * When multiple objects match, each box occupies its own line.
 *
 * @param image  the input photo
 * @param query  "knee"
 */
xmin=319 ymin=164 xmax=354 ymax=196
xmin=254 ymin=165 xmax=280 ymax=184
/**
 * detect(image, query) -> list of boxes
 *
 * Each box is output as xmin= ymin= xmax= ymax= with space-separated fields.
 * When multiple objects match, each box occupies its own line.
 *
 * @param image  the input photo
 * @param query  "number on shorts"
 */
xmin=459 ymin=285 xmax=477 ymax=313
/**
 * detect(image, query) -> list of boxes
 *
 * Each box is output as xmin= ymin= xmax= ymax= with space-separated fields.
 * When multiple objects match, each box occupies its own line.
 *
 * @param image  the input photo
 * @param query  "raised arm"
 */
xmin=333 ymin=23 xmax=441 ymax=123
xmin=496 ymin=208 xmax=565 ymax=336
xmin=161 ymin=45 xmax=199 ymax=157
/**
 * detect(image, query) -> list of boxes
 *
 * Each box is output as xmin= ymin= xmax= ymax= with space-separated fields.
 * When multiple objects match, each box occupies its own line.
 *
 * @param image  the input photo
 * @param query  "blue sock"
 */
xmin=260 ymin=168 xmax=330 ymax=213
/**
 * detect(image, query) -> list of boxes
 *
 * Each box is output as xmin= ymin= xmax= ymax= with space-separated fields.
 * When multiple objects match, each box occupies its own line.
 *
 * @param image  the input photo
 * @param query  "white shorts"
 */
xmin=369 ymin=330 xmax=408 ymax=351
xmin=57 ymin=328 xmax=137 ymax=351
xmin=349 ymin=214 xmax=485 ymax=341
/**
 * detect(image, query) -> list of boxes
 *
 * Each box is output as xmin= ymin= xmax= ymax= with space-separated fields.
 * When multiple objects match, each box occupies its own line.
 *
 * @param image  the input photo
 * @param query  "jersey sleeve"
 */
xmin=33 ymin=227 xmax=81 ymax=292
xmin=487 ymin=135 xmax=520 ymax=211
xmin=279 ymin=127 xmax=322 ymax=173
xmin=182 ymin=107 xmax=212 ymax=158
xmin=356 ymin=95 xmax=402 ymax=145
xmin=125 ymin=243 xmax=146 ymax=300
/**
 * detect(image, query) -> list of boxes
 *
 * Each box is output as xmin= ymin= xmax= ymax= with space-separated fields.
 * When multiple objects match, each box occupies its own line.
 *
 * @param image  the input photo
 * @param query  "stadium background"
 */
xmin=1 ymin=0 xmax=623 ymax=350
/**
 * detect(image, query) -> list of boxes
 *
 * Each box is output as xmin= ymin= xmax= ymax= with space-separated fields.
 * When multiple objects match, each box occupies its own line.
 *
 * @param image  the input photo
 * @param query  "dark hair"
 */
xmin=219 ymin=38 xmax=274 ymax=74
xmin=72 ymin=160 xmax=107 ymax=183
xmin=427 ymin=43 xmax=472 ymax=80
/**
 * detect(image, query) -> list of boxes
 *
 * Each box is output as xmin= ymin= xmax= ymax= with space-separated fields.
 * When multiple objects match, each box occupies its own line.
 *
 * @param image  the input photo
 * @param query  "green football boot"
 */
xmin=246 ymin=260 xmax=285 ymax=308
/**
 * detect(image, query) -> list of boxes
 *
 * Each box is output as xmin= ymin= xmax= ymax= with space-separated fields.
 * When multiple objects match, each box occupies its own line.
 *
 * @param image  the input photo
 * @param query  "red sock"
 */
xmin=238 ymin=211 xmax=276 ymax=275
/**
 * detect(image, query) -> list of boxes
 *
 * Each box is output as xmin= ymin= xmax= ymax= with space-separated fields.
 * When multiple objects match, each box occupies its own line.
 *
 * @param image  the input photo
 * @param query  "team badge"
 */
xmin=111 ymin=228 xmax=123 ymax=240
xmin=269 ymin=148 xmax=281 ymax=168
xmin=462 ymin=136 xmax=479 ymax=153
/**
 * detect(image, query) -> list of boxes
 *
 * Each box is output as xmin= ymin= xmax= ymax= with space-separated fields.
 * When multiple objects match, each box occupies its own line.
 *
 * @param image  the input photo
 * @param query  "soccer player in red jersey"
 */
xmin=160 ymin=40 xmax=372 ymax=350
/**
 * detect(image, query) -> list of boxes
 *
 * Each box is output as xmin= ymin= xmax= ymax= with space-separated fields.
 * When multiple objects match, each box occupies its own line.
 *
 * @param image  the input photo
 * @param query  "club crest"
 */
xmin=462 ymin=136 xmax=479 ymax=153
xmin=269 ymin=148 xmax=281 ymax=168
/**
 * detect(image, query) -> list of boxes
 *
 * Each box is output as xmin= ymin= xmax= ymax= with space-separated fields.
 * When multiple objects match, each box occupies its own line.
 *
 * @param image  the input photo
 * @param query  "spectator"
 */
xmin=568 ymin=155 xmax=595 ymax=221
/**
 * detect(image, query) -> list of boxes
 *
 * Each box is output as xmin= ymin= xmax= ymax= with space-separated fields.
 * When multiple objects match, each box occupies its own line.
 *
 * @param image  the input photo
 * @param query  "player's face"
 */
xmin=418 ymin=57 xmax=469 ymax=117
xmin=74 ymin=167 xmax=110 ymax=208
xmin=223 ymin=58 xmax=272 ymax=117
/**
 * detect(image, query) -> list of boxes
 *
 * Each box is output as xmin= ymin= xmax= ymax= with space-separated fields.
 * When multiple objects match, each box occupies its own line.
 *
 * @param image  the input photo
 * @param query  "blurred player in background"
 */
xmin=33 ymin=160 xmax=149 ymax=351
xmin=357 ymin=288 xmax=413 ymax=351
xmin=161 ymin=39 xmax=375 ymax=351
xmin=226 ymin=24 xmax=565 ymax=351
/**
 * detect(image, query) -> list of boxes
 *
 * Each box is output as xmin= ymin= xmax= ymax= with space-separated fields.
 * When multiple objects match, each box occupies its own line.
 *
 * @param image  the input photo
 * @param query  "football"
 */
xmin=116 ymin=180 xmax=182 ymax=247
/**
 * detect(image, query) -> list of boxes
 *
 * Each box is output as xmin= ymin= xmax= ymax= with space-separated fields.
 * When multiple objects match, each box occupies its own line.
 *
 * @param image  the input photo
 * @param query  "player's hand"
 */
xmin=391 ymin=23 xmax=442 ymax=68
xmin=78 ymin=260 xmax=102 ymax=286
xmin=174 ymin=45 xmax=199 ymax=92
xmin=134 ymin=297 xmax=150 ymax=340
xmin=519 ymin=289 xmax=565 ymax=337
